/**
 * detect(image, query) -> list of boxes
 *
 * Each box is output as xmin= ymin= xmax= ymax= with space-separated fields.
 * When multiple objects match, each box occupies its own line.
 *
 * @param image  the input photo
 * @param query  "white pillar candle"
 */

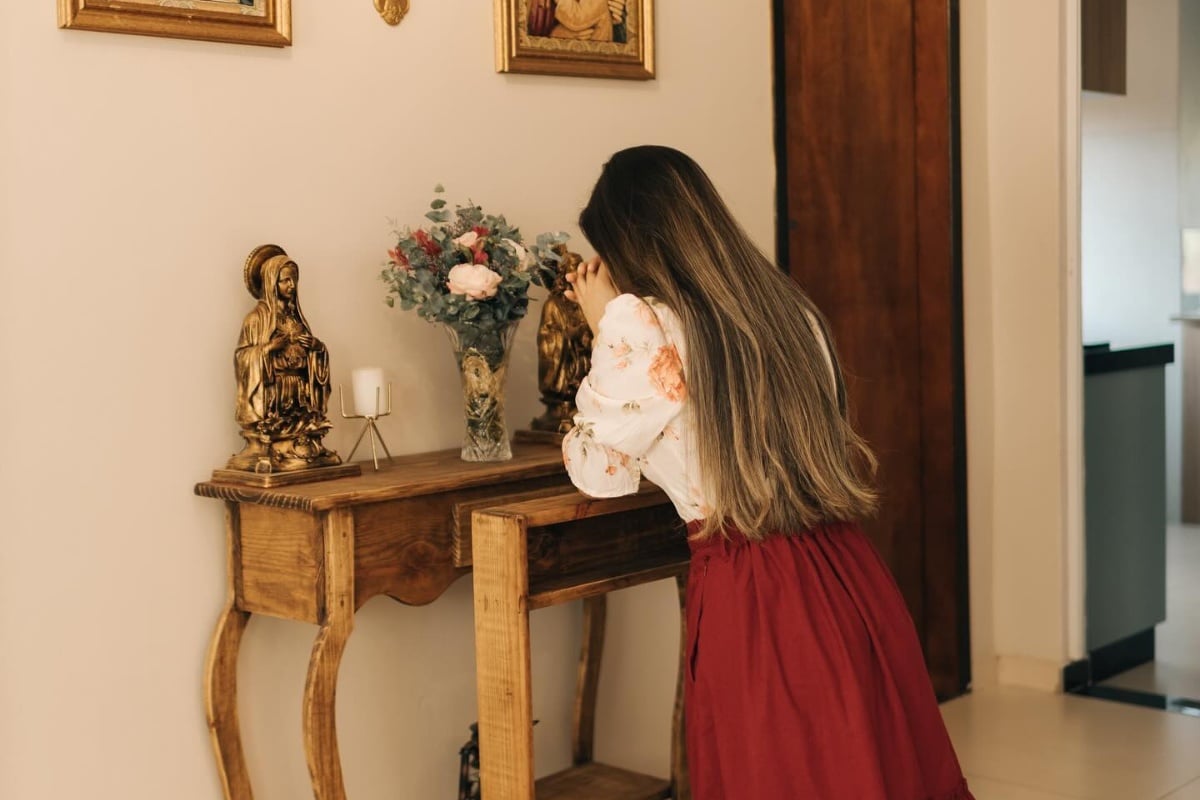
xmin=352 ymin=367 xmax=386 ymax=417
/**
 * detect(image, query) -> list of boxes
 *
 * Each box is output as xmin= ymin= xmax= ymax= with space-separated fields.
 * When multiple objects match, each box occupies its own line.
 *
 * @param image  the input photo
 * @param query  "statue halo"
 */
xmin=244 ymin=244 xmax=289 ymax=300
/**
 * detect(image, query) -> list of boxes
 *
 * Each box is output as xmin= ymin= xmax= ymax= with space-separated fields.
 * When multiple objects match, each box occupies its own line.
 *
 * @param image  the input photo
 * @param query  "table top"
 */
xmin=195 ymin=442 xmax=567 ymax=512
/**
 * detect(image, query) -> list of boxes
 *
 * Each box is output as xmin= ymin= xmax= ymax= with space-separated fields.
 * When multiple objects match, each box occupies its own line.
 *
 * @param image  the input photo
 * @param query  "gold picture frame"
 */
xmin=495 ymin=0 xmax=655 ymax=80
xmin=58 ymin=0 xmax=292 ymax=48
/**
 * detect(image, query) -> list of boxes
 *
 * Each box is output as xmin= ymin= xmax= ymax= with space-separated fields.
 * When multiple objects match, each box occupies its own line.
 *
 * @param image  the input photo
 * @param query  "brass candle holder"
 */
xmin=338 ymin=384 xmax=395 ymax=470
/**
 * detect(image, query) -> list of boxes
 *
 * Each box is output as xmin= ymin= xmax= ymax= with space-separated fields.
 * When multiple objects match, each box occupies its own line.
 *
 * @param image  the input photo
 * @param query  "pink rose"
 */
xmin=447 ymin=263 xmax=503 ymax=300
xmin=454 ymin=231 xmax=480 ymax=248
xmin=503 ymin=238 xmax=530 ymax=267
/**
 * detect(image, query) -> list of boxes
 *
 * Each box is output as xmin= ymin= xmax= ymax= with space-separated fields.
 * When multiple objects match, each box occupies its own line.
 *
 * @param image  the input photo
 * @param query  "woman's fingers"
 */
xmin=564 ymin=257 xmax=604 ymax=306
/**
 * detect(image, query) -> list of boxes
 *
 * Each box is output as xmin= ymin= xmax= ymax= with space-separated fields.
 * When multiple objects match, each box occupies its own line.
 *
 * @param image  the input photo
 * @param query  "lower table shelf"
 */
xmin=535 ymin=762 xmax=672 ymax=800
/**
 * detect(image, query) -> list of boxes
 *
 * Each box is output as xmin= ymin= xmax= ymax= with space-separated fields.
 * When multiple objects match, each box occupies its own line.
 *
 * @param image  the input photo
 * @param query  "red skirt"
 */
xmin=684 ymin=520 xmax=973 ymax=799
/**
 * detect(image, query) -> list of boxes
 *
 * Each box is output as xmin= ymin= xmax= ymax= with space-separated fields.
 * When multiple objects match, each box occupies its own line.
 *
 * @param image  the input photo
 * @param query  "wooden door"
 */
xmin=774 ymin=0 xmax=968 ymax=697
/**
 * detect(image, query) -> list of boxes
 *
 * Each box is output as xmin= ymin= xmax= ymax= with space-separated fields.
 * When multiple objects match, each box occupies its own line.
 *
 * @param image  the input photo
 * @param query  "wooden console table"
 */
xmin=195 ymin=442 xmax=686 ymax=800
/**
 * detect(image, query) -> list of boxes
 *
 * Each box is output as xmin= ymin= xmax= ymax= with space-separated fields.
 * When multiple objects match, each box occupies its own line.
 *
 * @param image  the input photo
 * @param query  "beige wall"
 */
xmin=0 ymin=2 xmax=774 ymax=798
xmin=960 ymin=0 xmax=1082 ymax=689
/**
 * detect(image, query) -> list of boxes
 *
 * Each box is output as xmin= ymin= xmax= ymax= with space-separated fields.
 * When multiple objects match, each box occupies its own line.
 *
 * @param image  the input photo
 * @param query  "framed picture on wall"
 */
xmin=495 ymin=0 xmax=655 ymax=80
xmin=58 ymin=0 xmax=291 ymax=48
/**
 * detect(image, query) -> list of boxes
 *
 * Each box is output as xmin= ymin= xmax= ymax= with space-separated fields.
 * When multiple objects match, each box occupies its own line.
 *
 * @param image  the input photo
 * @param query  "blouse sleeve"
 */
xmin=562 ymin=294 xmax=686 ymax=498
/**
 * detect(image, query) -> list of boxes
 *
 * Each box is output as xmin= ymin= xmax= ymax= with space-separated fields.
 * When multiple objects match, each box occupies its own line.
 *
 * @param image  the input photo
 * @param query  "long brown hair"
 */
xmin=579 ymin=146 xmax=877 ymax=538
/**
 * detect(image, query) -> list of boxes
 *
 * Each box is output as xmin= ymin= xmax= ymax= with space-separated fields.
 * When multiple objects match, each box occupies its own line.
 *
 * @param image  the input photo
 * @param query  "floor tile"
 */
xmin=1162 ymin=777 xmax=1200 ymax=800
xmin=964 ymin=774 xmax=1082 ymax=799
xmin=1100 ymin=661 xmax=1200 ymax=699
xmin=941 ymin=687 xmax=1200 ymax=799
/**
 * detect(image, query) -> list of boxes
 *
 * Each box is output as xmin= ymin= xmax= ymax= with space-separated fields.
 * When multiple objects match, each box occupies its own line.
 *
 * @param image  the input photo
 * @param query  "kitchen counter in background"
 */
xmin=1083 ymin=342 xmax=1175 ymax=677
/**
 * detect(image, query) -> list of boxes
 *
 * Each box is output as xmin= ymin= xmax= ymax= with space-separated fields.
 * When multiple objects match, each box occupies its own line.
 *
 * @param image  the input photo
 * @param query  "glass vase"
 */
xmin=444 ymin=321 xmax=519 ymax=462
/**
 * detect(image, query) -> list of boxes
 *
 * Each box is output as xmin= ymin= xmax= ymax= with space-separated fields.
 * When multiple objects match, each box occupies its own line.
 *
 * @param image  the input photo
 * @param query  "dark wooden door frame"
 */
xmin=772 ymin=0 xmax=970 ymax=699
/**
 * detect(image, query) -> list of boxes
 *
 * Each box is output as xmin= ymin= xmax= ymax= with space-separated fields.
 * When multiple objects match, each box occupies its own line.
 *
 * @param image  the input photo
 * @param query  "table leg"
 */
xmin=206 ymin=600 xmax=253 ymax=800
xmin=303 ymin=508 xmax=355 ymax=800
xmin=206 ymin=503 xmax=254 ymax=800
xmin=472 ymin=510 xmax=536 ymax=800
xmin=303 ymin=620 xmax=353 ymax=799
xmin=572 ymin=595 xmax=607 ymax=766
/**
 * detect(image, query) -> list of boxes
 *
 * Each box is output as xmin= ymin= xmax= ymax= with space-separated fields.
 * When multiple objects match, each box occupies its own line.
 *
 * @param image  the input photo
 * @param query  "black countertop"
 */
xmin=1084 ymin=343 xmax=1175 ymax=376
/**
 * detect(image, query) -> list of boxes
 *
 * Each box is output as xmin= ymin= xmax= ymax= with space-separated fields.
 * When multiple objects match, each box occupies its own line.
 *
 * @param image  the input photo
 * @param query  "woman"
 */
xmin=562 ymin=146 xmax=973 ymax=799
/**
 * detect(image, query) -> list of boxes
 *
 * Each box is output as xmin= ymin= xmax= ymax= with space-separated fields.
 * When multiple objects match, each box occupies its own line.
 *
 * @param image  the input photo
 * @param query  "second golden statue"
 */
xmin=531 ymin=246 xmax=593 ymax=435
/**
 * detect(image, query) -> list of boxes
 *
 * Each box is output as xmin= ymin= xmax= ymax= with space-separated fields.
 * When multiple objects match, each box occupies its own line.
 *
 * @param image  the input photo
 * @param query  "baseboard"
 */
xmin=1089 ymin=628 xmax=1155 ymax=683
xmin=1062 ymin=657 xmax=1091 ymax=693
xmin=1061 ymin=629 xmax=1200 ymax=717
xmin=1061 ymin=627 xmax=1157 ymax=692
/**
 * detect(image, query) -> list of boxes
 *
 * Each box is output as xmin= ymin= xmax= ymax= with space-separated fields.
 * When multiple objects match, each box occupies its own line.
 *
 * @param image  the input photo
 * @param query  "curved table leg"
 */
xmin=303 ymin=621 xmax=353 ymax=799
xmin=205 ymin=600 xmax=253 ymax=800
xmin=303 ymin=508 xmax=356 ymax=800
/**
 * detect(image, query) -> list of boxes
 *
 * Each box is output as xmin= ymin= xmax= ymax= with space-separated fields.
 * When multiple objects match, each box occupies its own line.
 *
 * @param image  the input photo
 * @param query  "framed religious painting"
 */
xmin=58 ymin=0 xmax=292 ymax=48
xmin=495 ymin=0 xmax=655 ymax=80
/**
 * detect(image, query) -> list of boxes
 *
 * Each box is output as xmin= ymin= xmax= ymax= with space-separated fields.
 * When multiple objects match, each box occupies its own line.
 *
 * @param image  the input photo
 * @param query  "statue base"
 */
xmin=210 ymin=462 xmax=363 ymax=489
xmin=528 ymin=402 xmax=576 ymax=438
xmin=515 ymin=429 xmax=566 ymax=446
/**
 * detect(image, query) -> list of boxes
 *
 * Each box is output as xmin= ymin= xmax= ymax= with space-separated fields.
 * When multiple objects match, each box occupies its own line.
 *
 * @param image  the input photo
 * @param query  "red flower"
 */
xmin=472 ymin=244 xmax=489 ymax=265
xmin=472 ymin=225 xmax=491 ymax=238
xmin=388 ymin=247 xmax=410 ymax=268
xmin=413 ymin=229 xmax=442 ymax=257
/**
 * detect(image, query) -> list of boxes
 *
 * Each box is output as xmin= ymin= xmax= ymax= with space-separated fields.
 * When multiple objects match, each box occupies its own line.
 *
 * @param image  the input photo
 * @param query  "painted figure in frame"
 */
xmin=528 ymin=0 xmax=629 ymax=43
xmin=228 ymin=245 xmax=342 ymax=473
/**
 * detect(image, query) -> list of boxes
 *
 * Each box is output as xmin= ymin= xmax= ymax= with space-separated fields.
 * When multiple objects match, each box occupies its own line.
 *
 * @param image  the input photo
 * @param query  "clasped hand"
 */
xmin=270 ymin=332 xmax=314 ymax=351
xmin=564 ymin=256 xmax=620 ymax=335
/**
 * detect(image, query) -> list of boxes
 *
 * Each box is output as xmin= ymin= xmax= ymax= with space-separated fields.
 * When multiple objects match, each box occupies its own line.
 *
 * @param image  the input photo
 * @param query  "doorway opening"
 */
xmin=1073 ymin=0 xmax=1200 ymax=717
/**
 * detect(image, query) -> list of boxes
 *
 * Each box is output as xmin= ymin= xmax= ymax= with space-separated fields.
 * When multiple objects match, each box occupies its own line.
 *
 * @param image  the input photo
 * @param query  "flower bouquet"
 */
xmin=382 ymin=186 xmax=568 ymax=461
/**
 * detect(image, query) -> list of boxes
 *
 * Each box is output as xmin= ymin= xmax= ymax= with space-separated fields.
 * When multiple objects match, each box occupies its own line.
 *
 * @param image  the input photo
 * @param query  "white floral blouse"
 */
xmin=562 ymin=293 xmax=836 ymax=522
xmin=562 ymin=294 xmax=710 ymax=521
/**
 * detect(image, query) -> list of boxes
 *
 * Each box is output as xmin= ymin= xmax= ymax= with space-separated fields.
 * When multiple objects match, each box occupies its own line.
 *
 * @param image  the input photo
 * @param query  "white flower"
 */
xmin=503 ymin=238 xmax=530 ymax=267
xmin=454 ymin=231 xmax=480 ymax=248
xmin=447 ymin=263 xmax=502 ymax=300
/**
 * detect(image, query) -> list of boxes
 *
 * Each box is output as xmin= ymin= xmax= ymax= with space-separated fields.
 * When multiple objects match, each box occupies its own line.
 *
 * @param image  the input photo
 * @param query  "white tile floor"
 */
xmin=1098 ymin=525 xmax=1200 ymax=700
xmin=942 ymin=686 xmax=1200 ymax=799
xmin=935 ymin=525 xmax=1200 ymax=799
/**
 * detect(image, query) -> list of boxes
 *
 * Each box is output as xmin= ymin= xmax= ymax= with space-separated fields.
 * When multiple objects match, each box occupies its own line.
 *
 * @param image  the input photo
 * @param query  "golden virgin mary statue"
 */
xmin=225 ymin=245 xmax=345 ymax=476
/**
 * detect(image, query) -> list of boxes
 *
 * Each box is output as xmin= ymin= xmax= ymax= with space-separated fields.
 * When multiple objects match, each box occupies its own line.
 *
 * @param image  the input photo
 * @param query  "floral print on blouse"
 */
xmin=562 ymin=293 xmax=836 ymax=523
xmin=562 ymin=294 xmax=711 ymax=521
